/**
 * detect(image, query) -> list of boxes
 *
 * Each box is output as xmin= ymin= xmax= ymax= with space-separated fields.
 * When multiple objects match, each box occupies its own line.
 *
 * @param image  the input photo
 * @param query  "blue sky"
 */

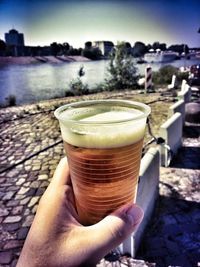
xmin=0 ymin=0 xmax=199 ymax=48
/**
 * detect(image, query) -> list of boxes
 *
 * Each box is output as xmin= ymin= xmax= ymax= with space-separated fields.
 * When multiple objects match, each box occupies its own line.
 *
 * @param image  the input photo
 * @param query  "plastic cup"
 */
xmin=54 ymin=99 xmax=151 ymax=225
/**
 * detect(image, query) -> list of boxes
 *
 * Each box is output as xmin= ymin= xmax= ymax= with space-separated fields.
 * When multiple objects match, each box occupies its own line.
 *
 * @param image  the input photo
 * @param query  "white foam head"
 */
xmin=55 ymin=100 xmax=150 ymax=148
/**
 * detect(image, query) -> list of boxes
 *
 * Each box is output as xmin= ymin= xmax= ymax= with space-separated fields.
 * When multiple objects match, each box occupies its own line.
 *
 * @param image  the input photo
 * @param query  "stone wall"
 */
xmin=120 ymin=79 xmax=192 ymax=256
xmin=159 ymin=112 xmax=183 ymax=167
xmin=120 ymin=147 xmax=160 ymax=257
xmin=168 ymin=99 xmax=185 ymax=122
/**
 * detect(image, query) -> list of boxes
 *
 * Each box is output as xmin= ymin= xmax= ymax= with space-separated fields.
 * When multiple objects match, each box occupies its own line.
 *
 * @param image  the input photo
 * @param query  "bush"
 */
xmin=152 ymin=65 xmax=178 ymax=85
xmin=65 ymin=90 xmax=75 ymax=97
xmin=5 ymin=94 xmax=16 ymax=106
xmin=69 ymin=78 xmax=89 ymax=96
xmin=176 ymin=71 xmax=189 ymax=83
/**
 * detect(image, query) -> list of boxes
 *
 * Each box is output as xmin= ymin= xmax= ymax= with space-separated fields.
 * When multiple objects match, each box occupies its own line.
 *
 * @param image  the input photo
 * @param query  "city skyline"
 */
xmin=0 ymin=0 xmax=200 ymax=49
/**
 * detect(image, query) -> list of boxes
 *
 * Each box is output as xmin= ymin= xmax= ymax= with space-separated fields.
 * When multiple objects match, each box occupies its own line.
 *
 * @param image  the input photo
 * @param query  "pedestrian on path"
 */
xmin=17 ymin=158 xmax=144 ymax=267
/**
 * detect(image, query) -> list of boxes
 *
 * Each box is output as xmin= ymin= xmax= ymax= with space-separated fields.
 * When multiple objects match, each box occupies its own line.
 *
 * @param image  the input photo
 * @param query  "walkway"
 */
xmin=0 ymin=91 xmax=158 ymax=267
xmin=136 ymin=123 xmax=200 ymax=267
xmin=0 ymin=93 xmax=199 ymax=266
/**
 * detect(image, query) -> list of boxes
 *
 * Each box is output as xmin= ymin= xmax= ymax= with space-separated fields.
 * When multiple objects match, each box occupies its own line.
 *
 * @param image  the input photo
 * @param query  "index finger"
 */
xmin=51 ymin=157 xmax=71 ymax=186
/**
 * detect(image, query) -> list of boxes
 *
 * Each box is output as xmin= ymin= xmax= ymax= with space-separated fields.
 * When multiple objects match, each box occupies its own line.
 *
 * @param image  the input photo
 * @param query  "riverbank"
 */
xmin=0 ymin=55 xmax=90 ymax=65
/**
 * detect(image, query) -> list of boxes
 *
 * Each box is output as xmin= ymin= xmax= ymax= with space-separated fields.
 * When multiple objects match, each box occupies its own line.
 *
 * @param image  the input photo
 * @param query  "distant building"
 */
xmin=4 ymin=29 xmax=25 ymax=56
xmin=5 ymin=29 xmax=24 ymax=46
xmin=92 ymin=41 xmax=114 ymax=57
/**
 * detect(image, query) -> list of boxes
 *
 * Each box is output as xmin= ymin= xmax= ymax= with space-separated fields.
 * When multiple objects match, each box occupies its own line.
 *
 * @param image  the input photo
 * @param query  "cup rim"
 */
xmin=54 ymin=99 xmax=151 ymax=125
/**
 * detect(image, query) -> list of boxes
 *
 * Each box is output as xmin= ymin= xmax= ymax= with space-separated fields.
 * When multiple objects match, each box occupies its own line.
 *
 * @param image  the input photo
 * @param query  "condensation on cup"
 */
xmin=55 ymin=100 xmax=151 ymax=225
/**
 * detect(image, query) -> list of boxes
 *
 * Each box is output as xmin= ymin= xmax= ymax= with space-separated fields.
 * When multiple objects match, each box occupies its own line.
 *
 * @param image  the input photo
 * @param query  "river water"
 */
xmin=0 ymin=58 xmax=200 ymax=106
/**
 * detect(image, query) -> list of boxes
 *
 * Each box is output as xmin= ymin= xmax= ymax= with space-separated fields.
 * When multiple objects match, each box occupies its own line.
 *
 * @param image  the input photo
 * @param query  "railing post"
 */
xmin=145 ymin=65 xmax=152 ymax=93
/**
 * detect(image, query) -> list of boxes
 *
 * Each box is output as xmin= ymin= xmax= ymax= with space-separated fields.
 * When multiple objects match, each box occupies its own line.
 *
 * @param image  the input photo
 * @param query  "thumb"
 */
xmin=91 ymin=203 xmax=144 ymax=259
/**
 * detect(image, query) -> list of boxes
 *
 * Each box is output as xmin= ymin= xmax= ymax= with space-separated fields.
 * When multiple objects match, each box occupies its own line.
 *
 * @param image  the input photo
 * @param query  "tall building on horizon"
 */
xmin=93 ymin=41 xmax=114 ymax=57
xmin=5 ymin=29 xmax=24 ymax=46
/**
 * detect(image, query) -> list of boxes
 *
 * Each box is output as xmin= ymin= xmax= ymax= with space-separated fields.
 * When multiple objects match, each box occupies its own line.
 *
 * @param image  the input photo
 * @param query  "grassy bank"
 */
xmin=0 ymin=90 xmax=173 ymax=150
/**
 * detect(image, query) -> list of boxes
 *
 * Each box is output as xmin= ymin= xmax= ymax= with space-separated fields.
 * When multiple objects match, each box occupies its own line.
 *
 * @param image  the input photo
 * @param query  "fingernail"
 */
xmin=126 ymin=205 xmax=144 ymax=226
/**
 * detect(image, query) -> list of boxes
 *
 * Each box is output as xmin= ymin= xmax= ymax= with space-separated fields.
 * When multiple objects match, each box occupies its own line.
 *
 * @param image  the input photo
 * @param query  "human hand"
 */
xmin=17 ymin=158 xmax=144 ymax=267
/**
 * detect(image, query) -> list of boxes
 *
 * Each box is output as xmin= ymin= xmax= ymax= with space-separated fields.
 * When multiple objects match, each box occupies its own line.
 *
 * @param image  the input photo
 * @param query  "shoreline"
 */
xmin=0 ymin=90 xmax=162 ymax=123
xmin=0 ymin=55 xmax=91 ymax=65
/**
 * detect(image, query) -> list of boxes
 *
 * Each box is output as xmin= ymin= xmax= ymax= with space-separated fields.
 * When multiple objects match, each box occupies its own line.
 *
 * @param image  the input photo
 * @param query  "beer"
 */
xmin=55 ymin=100 xmax=150 ymax=225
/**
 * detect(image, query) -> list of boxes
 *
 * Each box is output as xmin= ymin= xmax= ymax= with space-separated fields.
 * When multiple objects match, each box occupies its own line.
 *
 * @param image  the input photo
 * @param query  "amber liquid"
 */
xmin=64 ymin=139 xmax=144 ymax=225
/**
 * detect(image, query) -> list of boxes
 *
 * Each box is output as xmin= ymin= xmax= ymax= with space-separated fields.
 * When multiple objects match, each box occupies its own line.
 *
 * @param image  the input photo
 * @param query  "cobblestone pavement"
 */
xmin=0 ymin=93 xmax=199 ymax=267
xmin=136 ymin=124 xmax=200 ymax=267
xmin=0 ymin=92 xmax=162 ymax=267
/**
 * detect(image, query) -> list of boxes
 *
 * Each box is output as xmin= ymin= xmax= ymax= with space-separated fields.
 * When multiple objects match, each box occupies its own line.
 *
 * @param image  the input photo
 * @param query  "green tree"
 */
xmin=50 ymin=42 xmax=61 ymax=56
xmin=105 ymin=42 xmax=139 ymax=90
xmin=62 ymin=42 xmax=70 ymax=55
xmin=159 ymin=43 xmax=167 ymax=51
xmin=85 ymin=41 xmax=92 ymax=49
xmin=168 ymin=44 xmax=189 ymax=54
xmin=133 ymin=41 xmax=147 ymax=57
xmin=150 ymin=42 xmax=167 ymax=51
xmin=82 ymin=47 xmax=102 ymax=60
xmin=152 ymin=41 xmax=160 ymax=50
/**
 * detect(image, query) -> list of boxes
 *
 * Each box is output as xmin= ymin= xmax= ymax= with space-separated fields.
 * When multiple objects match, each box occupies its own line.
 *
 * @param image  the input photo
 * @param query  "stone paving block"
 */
xmin=40 ymin=181 xmax=49 ymax=187
xmin=3 ymin=215 xmax=21 ymax=223
xmin=36 ymin=187 xmax=46 ymax=196
xmin=32 ymin=204 xmax=38 ymax=214
xmin=24 ymin=208 xmax=30 ymax=216
xmin=30 ymin=181 xmax=40 ymax=188
xmin=17 ymin=227 xmax=29 ymax=240
xmin=23 ymin=182 xmax=31 ymax=187
xmin=22 ymin=215 xmax=34 ymax=227
xmin=7 ymin=200 xmax=20 ymax=207
xmin=0 ymin=251 xmax=12 ymax=264
xmin=0 ymin=207 xmax=9 ymax=217
xmin=25 ymin=165 xmax=32 ymax=171
xmin=14 ymin=194 xmax=25 ymax=200
xmin=7 ymin=185 xmax=19 ymax=191
xmin=20 ymin=196 xmax=31 ymax=205
xmin=11 ymin=258 xmax=18 ymax=267
xmin=17 ymin=187 xmax=30 ymax=195
xmin=32 ymin=165 xmax=41 ymax=171
xmin=2 ymin=191 xmax=15 ymax=201
xmin=38 ymin=174 xmax=48 ymax=180
xmin=16 ymin=178 xmax=26 ymax=186
xmin=26 ymin=188 xmax=37 ymax=197
xmin=6 ymin=169 xmax=20 ymax=178
xmin=3 ymin=239 xmax=24 ymax=250
xmin=28 ymin=196 xmax=39 ymax=208
xmin=11 ymin=206 xmax=24 ymax=216
xmin=0 ymin=191 xmax=5 ymax=199
xmin=3 ymin=222 xmax=21 ymax=231
xmin=41 ymin=165 xmax=49 ymax=171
